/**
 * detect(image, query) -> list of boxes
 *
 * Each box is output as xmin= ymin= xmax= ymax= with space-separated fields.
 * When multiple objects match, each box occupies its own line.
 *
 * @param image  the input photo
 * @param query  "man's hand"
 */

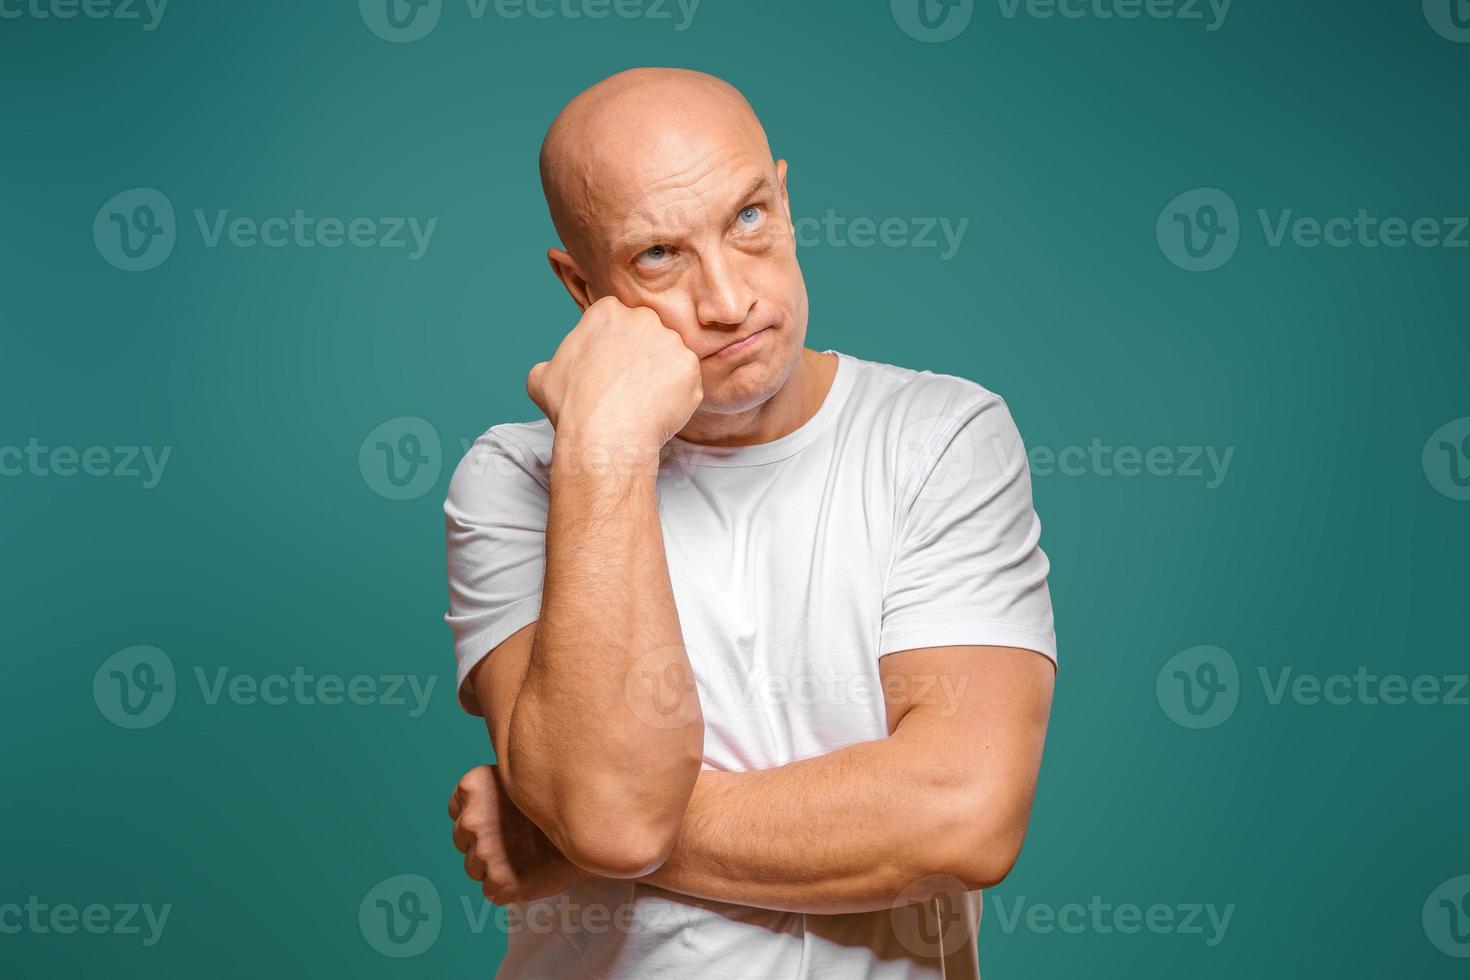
xmin=526 ymin=296 xmax=703 ymax=448
xmin=449 ymin=764 xmax=590 ymax=906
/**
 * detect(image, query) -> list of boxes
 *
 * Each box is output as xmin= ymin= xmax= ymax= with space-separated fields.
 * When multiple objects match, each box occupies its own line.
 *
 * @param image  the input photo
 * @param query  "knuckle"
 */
xmin=589 ymin=296 xmax=622 ymax=320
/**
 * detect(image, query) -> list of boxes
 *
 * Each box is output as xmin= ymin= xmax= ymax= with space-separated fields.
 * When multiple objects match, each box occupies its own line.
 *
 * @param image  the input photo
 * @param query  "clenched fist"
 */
xmin=526 ymin=296 xmax=704 ymax=449
xmin=449 ymin=764 xmax=590 ymax=906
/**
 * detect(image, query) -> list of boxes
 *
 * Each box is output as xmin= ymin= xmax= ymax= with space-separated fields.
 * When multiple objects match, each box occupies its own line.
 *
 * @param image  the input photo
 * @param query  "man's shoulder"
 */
xmin=445 ymin=419 xmax=554 ymax=515
xmin=482 ymin=418 xmax=556 ymax=455
xmin=838 ymin=351 xmax=1009 ymax=428
xmin=837 ymin=353 xmax=1030 ymax=511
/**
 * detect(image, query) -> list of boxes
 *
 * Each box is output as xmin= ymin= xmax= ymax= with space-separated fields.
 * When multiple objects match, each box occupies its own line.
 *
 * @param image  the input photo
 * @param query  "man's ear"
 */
xmin=547 ymin=247 xmax=596 ymax=312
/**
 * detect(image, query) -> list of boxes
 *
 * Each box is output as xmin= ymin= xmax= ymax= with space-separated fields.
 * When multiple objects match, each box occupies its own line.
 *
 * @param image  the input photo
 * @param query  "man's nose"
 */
xmin=694 ymin=249 xmax=756 ymax=327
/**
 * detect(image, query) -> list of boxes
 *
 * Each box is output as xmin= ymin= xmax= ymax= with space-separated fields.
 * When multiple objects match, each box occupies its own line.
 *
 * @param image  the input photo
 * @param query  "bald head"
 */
xmin=539 ymin=68 xmax=774 ymax=262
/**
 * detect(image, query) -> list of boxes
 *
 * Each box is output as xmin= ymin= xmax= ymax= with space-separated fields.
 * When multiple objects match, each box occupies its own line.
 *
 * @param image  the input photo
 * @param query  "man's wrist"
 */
xmin=550 ymin=429 xmax=665 ymax=485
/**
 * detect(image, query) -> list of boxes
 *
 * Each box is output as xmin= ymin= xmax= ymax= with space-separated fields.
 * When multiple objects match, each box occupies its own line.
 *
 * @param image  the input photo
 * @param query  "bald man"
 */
xmin=444 ymin=67 xmax=1057 ymax=979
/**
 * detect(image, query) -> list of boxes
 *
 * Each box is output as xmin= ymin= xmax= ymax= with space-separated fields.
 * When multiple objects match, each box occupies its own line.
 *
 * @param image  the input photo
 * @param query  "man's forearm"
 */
xmin=504 ymin=435 xmax=703 ymax=877
xmin=639 ymin=729 xmax=1020 ymax=914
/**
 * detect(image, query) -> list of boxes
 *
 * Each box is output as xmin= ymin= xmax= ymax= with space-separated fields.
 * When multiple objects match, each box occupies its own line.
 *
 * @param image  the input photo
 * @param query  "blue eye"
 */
xmin=738 ymin=206 xmax=762 ymax=226
xmin=636 ymin=245 xmax=671 ymax=268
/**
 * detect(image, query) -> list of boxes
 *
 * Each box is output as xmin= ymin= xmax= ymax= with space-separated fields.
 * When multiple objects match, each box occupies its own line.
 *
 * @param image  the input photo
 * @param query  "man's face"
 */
xmin=577 ymin=131 xmax=810 ymax=417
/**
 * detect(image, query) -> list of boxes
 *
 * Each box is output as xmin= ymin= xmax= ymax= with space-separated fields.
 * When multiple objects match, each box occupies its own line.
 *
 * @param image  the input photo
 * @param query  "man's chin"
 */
xmin=698 ymin=386 xmax=776 ymax=417
xmin=700 ymin=355 xmax=788 ymax=413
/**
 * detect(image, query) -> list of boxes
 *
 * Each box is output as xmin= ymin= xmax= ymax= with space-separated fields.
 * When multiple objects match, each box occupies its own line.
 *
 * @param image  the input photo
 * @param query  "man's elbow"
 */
xmin=952 ymin=833 xmax=1024 ymax=890
xmin=546 ymin=765 xmax=699 ymax=879
xmin=560 ymin=819 xmax=679 ymax=879
xmin=936 ymin=796 xmax=1033 ymax=890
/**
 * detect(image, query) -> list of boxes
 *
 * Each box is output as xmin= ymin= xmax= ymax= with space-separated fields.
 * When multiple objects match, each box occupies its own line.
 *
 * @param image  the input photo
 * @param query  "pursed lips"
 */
xmin=705 ymin=326 xmax=771 ymax=359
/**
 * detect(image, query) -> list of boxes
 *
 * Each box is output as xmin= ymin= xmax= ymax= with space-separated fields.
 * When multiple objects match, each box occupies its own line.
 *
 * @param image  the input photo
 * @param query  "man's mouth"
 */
xmin=707 ymin=327 xmax=771 ymax=360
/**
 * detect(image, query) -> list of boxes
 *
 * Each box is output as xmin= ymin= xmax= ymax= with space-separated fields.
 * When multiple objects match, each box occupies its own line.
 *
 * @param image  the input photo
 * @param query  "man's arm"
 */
xmin=636 ymin=644 xmax=1055 ymax=913
xmin=471 ymin=298 xmax=707 ymax=879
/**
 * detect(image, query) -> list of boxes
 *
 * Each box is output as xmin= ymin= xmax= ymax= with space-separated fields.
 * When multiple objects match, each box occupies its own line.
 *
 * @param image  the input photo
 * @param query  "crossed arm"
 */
xmin=459 ymin=623 xmax=1054 ymax=914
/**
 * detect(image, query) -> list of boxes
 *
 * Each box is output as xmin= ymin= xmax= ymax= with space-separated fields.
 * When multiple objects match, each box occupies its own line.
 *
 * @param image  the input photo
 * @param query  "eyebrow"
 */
xmin=610 ymin=174 xmax=774 ymax=255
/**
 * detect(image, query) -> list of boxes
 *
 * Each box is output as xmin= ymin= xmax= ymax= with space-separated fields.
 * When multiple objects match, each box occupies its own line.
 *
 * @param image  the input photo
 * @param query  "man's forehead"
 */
xmin=587 ymin=121 xmax=768 ymax=202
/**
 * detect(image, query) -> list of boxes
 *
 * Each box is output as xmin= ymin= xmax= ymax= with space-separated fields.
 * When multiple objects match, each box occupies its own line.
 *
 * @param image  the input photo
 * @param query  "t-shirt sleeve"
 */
xmin=879 ymin=393 xmax=1057 ymax=664
xmin=443 ymin=427 xmax=549 ymax=715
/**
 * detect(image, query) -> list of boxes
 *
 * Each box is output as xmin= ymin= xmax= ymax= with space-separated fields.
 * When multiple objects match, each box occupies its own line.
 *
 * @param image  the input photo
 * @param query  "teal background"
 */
xmin=3 ymin=0 xmax=1467 ymax=976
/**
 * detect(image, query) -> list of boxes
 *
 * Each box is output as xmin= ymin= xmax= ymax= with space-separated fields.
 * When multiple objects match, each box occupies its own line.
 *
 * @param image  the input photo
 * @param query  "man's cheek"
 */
xmin=648 ymin=307 xmax=702 ymax=348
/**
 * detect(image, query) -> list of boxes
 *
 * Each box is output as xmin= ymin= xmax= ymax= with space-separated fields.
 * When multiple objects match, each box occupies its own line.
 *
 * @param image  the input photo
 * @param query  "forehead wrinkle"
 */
xmin=609 ymin=171 xmax=773 ymax=256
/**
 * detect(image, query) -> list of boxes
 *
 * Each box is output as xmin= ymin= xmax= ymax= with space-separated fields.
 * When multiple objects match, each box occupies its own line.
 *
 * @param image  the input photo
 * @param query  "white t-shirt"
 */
xmin=444 ymin=349 xmax=1057 ymax=979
